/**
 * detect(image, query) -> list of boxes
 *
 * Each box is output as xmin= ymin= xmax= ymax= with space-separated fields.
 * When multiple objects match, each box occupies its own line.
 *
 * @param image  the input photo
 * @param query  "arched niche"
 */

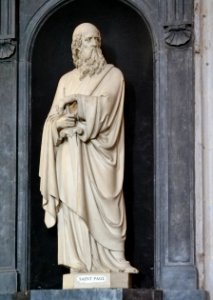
xmin=17 ymin=0 xmax=159 ymax=291
xmin=16 ymin=0 xmax=200 ymax=297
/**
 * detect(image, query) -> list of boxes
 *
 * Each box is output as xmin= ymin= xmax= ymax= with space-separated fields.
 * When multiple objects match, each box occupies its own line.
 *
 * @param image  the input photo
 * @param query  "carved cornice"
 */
xmin=0 ymin=39 xmax=16 ymax=59
xmin=164 ymin=24 xmax=192 ymax=47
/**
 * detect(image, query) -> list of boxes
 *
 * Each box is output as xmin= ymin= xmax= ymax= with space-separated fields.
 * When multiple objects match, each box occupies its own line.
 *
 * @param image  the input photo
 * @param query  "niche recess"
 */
xmin=31 ymin=0 xmax=153 ymax=289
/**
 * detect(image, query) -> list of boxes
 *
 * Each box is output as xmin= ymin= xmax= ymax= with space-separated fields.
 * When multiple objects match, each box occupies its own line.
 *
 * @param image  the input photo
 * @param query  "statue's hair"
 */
xmin=71 ymin=35 xmax=82 ymax=67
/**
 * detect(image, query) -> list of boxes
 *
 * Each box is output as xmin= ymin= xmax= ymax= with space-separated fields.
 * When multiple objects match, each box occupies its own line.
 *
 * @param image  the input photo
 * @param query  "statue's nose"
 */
xmin=91 ymin=38 xmax=98 ymax=47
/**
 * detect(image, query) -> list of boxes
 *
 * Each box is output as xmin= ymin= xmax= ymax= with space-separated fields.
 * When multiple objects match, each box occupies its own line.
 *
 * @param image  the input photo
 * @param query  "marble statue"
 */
xmin=39 ymin=23 xmax=138 ymax=274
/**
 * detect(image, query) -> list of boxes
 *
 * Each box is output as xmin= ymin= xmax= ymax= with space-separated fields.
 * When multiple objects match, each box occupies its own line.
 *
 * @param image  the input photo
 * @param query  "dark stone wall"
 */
xmin=31 ymin=0 xmax=153 ymax=289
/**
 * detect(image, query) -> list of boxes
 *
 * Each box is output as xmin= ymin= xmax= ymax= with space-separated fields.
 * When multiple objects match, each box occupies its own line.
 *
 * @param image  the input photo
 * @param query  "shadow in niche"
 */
xmin=31 ymin=0 xmax=153 ymax=289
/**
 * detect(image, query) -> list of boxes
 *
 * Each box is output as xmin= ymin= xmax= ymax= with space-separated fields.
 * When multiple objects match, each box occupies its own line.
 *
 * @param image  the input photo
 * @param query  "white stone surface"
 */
xmin=195 ymin=0 xmax=213 ymax=297
xmin=63 ymin=273 xmax=110 ymax=289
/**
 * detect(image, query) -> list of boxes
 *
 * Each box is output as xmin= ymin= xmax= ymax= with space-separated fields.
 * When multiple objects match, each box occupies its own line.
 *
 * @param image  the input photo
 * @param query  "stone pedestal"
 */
xmin=163 ymin=290 xmax=208 ymax=300
xmin=2 ymin=289 xmax=209 ymax=300
xmin=15 ymin=289 xmax=162 ymax=300
xmin=63 ymin=273 xmax=130 ymax=289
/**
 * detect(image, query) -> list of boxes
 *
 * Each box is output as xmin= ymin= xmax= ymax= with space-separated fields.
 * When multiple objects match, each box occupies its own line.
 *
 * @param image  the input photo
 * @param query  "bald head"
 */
xmin=72 ymin=23 xmax=101 ymax=42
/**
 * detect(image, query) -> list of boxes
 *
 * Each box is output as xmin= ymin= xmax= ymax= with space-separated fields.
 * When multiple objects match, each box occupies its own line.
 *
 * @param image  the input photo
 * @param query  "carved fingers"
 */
xmin=56 ymin=115 xmax=76 ymax=130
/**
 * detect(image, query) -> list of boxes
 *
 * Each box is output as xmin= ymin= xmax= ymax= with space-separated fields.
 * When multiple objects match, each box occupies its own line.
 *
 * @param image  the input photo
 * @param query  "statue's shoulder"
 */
xmin=58 ymin=68 xmax=77 ymax=85
xmin=107 ymin=64 xmax=124 ymax=81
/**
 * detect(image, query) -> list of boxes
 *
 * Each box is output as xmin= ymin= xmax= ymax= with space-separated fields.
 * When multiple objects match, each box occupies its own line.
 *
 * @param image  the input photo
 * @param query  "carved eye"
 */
xmin=85 ymin=37 xmax=92 ymax=42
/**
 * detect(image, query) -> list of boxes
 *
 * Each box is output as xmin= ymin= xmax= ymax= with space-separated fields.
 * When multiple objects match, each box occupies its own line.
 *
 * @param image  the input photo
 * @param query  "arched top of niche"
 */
xmin=20 ymin=0 xmax=159 ymax=61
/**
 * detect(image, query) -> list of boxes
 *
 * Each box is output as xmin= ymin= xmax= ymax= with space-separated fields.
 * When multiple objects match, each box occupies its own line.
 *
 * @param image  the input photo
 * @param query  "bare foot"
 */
xmin=123 ymin=265 xmax=139 ymax=274
xmin=115 ymin=259 xmax=139 ymax=274
xmin=69 ymin=261 xmax=86 ymax=273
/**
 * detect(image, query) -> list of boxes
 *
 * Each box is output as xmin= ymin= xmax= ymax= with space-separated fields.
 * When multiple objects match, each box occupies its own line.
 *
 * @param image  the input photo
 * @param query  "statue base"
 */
xmin=63 ymin=272 xmax=131 ymax=289
xmin=14 ymin=289 xmax=208 ymax=300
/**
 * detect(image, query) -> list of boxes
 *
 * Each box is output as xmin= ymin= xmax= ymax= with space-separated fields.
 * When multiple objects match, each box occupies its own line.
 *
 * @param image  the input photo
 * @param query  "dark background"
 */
xmin=31 ymin=0 xmax=153 ymax=289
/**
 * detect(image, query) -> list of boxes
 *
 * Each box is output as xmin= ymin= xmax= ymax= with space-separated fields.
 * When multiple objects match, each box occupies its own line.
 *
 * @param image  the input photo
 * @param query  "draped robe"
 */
xmin=39 ymin=64 xmax=127 ymax=272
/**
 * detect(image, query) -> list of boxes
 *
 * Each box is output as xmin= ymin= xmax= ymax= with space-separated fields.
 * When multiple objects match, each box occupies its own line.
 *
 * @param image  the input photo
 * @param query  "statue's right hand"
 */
xmin=56 ymin=115 xmax=76 ymax=130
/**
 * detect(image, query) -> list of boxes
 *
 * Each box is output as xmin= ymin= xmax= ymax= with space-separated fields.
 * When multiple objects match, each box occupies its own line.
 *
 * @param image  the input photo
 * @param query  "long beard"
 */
xmin=77 ymin=47 xmax=106 ymax=80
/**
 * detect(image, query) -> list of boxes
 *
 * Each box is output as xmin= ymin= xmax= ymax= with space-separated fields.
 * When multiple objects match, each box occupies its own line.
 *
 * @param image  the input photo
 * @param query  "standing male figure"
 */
xmin=39 ymin=23 xmax=138 ymax=274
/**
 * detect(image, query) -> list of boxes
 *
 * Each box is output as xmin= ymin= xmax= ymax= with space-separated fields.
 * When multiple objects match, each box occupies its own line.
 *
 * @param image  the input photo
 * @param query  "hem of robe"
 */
xmin=57 ymin=202 xmax=129 ymax=273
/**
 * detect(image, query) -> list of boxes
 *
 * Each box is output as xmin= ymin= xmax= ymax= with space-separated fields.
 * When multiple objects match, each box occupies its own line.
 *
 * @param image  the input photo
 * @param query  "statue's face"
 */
xmin=81 ymin=30 xmax=100 ymax=49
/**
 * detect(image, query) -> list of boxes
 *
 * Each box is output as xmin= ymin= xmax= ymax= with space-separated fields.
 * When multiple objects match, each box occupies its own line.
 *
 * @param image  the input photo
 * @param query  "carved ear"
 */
xmin=75 ymin=34 xmax=82 ymax=49
xmin=71 ymin=35 xmax=82 ymax=53
xmin=76 ymin=48 xmax=80 ymax=58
